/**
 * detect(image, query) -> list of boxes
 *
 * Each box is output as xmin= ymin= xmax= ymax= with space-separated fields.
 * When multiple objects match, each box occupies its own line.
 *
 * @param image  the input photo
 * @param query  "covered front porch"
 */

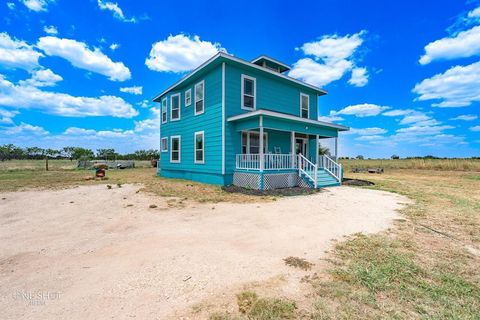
xmin=227 ymin=110 xmax=349 ymax=190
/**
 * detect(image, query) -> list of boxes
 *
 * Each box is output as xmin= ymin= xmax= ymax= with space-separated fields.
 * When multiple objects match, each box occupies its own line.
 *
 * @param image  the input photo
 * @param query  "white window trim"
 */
xmin=170 ymin=93 xmax=181 ymax=121
xmin=185 ymin=88 xmax=192 ymax=107
xmin=300 ymin=93 xmax=309 ymax=119
xmin=170 ymin=135 xmax=181 ymax=163
xmin=241 ymin=74 xmax=256 ymax=110
xmin=194 ymin=80 xmax=205 ymax=115
xmin=194 ymin=131 xmax=205 ymax=164
xmin=161 ymin=137 xmax=168 ymax=152
xmin=161 ymin=98 xmax=167 ymax=124
xmin=241 ymin=130 xmax=268 ymax=154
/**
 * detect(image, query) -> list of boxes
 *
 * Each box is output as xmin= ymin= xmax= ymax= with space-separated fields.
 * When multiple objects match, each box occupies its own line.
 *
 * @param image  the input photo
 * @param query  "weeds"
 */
xmin=283 ymin=256 xmax=314 ymax=271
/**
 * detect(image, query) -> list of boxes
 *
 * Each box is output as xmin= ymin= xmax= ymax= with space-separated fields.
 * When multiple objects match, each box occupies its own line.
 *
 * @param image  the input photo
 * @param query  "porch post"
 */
xmin=259 ymin=115 xmax=264 ymax=171
xmin=291 ymin=131 xmax=295 ymax=168
xmin=334 ymin=137 xmax=338 ymax=161
xmin=315 ymin=135 xmax=319 ymax=165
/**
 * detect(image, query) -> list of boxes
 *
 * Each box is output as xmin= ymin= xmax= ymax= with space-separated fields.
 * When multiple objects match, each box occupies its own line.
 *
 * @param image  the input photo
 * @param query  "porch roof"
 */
xmin=227 ymin=109 xmax=349 ymax=136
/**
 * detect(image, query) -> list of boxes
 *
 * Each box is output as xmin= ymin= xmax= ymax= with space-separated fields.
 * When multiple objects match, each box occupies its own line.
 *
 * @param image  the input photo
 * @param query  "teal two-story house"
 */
xmin=154 ymin=53 xmax=349 ymax=190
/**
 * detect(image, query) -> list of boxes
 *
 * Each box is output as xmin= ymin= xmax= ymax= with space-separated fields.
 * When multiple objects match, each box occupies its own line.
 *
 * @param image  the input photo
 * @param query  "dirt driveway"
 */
xmin=0 ymin=184 xmax=408 ymax=319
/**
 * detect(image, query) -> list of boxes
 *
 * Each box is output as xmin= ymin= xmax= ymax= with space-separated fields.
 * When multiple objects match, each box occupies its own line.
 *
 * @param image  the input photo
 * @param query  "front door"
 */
xmin=295 ymin=138 xmax=308 ymax=157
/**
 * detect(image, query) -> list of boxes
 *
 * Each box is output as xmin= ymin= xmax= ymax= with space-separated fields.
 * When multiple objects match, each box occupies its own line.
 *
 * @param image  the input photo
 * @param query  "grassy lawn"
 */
xmin=209 ymin=170 xmax=480 ymax=319
xmin=0 ymin=160 xmax=268 ymax=203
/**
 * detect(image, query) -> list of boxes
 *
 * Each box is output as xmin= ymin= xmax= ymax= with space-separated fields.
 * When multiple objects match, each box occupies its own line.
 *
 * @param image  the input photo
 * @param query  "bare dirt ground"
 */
xmin=0 ymin=184 xmax=408 ymax=319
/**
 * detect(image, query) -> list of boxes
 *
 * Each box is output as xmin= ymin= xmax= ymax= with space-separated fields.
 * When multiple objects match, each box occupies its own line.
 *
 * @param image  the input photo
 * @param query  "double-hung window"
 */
xmin=241 ymin=75 xmax=256 ymax=110
xmin=161 ymin=137 xmax=168 ymax=152
xmin=170 ymin=136 xmax=181 ymax=163
xmin=300 ymin=93 xmax=309 ymax=119
xmin=185 ymin=89 xmax=192 ymax=107
xmin=170 ymin=93 xmax=180 ymax=121
xmin=194 ymin=131 xmax=204 ymax=164
xmin=161 ymin=98 xmax=167 ymax=123
xmin=194 ymin=81 xmax=204 ymax=115
xmin=241 ymin=131 xmax=267 ymax=154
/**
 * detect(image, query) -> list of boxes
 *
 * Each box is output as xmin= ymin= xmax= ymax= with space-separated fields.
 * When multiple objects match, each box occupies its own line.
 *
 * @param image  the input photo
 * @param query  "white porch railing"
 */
xmin=298 ymin=153 xmax=317 ymax=187
xmin=236 ymin=154 xmax=295 ymax=170
xmin=319 ymin=155 xmax=342 ymax=181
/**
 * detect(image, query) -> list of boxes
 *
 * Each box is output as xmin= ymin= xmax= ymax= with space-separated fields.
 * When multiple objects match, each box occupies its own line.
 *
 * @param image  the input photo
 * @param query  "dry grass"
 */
xmin=0 ymin=159 xmax=152 ymax=170
xmin=341 ymin=158 xmax=480 ymax=171
xmin=283 ymin=256 xmax=314 ymax=271
xmin=209 ymin=169 xmax=480 ymax=319
xmin=0 ymin=162 xmax=269 ymax=204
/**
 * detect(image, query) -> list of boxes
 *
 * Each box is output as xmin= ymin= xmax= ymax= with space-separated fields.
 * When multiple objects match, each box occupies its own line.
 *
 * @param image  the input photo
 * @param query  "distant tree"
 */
xmin=356 ymin=155 xmax=364 ymax=160
xmin=318 ymin=146 xmax=330 ymax=156
xmin=0 ymin=144 xmax=25 ymax=161
xmin=96 ymin=148 xmax=117 ymax=160
xmin=62 ymin=147 xmax=76 ymax=161
xmin=391 ymin=154 xmax=400 ymax=159
xmin=72 ymin=147 xmax=94 ymax=160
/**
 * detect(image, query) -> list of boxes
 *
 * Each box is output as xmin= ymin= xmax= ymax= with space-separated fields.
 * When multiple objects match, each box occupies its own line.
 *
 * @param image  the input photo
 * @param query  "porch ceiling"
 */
xmin=227 ymin=109 xmax=349 ymax=136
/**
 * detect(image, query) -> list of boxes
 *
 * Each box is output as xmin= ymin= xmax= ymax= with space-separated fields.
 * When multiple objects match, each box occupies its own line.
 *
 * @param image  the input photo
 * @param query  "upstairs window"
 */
xmin=241 ymin=75 xmax=256 ymax=110
xmin=195 ymin=81 xmax=204 ymax=115
xmin=300 ymin=93 xmax=309 ymax=119
xmin=161 ymin=98 xmax=167 ymax=123
xmin=194 ymin=131 xmax=204 ymax=164
xmin=161 ymin=137 xmax=168 ymax=152
xmin=185 ymin=88 xmax=192 ymax=106
xmin=170 ymin=136 xmax=181 ymax=163
xmin=170 ymin=93 xmax=180 ymax=121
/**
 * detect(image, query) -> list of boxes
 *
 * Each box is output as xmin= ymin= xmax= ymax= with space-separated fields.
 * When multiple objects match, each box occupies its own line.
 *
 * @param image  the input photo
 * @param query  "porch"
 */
xmin=227 ymin=109 xmax=349 ymax=190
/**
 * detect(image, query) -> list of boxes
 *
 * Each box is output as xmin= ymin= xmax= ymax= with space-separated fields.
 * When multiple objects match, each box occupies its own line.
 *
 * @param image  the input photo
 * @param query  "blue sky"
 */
xmin=0 ymin=0 xmax=479 ymax=158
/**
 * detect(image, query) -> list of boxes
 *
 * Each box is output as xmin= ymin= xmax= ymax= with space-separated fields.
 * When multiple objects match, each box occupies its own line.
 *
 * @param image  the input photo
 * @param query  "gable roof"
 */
xmin=251 ymin=55 xmax=290 ymax=73
xmin=152 ymin=52 xmax=327 ymax=102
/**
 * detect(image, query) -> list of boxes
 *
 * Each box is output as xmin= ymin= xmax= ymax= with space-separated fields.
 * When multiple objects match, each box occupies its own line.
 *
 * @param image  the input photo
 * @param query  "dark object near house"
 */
xmin=94 ymin=163 xmax=108 ymax=177
xmin=352 ymin=167 xmax=384 ymax=174
xmin=151 ymin=159 xmax=158 ymax=168
xmin=342 ymin=178 xmax=375 ymax=186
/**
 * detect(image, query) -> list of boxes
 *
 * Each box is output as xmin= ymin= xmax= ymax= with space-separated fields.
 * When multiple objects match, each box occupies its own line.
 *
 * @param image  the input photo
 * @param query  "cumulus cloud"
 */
xmin=20 ymin=0 xmax=54 ymax=12
xmin=450 ymin=114 xmax=478 ymax=121
xmin=0 ymin=108 xmax=17 ymax=124
xmin=134 ymin=107 xmax=159 ymax=132
xmin=289 ymin=30 xmax=369 ymax=87
xmin=348 ymin=67 xmax=368 ymax=87
xmin=7 ymin=2 xmax=15 ymax=10
xmin=470 ymin=125 xmax=480 ymax=132
xmin=1 ymin=122 xmax=49 ymax=136
xmin=382 ymin=109 xmax=415 ymax=117
xmin=145 ymin=34 xmax=226 ymax=73
xmin=109 ymin=43 xmax=119 ymax=51
xmin=0 ymin=32 xmax=43 ymax=71
xmin=37 ymin=36 xmax=131 ymax=81
xmin=413 ymin=61 xmax=480 ymax=107
xmin=0 ymin=74 xmax=138 ymax=118
xmin=19 ymin=68 xmax=62 ymax=87
xmin=43 ymin=25 xmax=58 ymax=35
xmin=120 ymin=86 xmax=142 ymax=95
xmin=64 ymin=126 xmax=134 ymax=138
xmin=97 ymin=0 xmax=136 ymax=23
xmin=348 ymin=127 xmax=387 ymax=135
xmin=331 ymin=103 xmax=390 ymax=117
xmin=419 ymin=25 xmax=480 ymax=64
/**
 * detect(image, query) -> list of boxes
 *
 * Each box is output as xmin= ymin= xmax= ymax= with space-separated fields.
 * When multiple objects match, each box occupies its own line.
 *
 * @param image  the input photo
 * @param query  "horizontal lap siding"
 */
xmin=160 ymin=67 xmax=222 ymax=176
xmin=224 ymin=63 xmax=321 ymax=174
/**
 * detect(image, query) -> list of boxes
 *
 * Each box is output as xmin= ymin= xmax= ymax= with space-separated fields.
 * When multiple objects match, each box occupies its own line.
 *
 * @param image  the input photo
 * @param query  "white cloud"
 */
xmin=413 ymin=61 xmax=480 ymax=107
xmin=145 ymin=34 xmax=226 ymax=73
xmin=450 ymin=114 xmax=478 ymax=121
xmin=7 ymin=2 xmax=15 ymax=10
xmin=467 ymin=7 xmax=480 ymax=21
xmin=120 ymin=86 xmax=142 ymax=95
xmin=396 ymin=124 xmax=454 ymax=135
xmin=470 ymin=125 xmax=480 ymax=132
xmin=1 ymin=122 xmax=49 ymax=136
xmin=348 ymin=127 xmax=387 ymax=135
xmin=43 ymin=25 xmax=58 ymax=35
xmin=348 ymin=67 xmax=368 ymax=87
xmin=97 ymin=0 xmax=136 ymax=23
xmin=109 ymin=43 xmax=119 ymax=51
xmin=318 ymin=115 xmax=344 ymax=122
xmin=0 ymin=74 xmax=138 ymax=118
xmin=137 ymin=100 xmax=150 ymax=108
xmin=134 ymin=107 xmax=159 ymax=132
xmin=37 ymin=36 xmax=131 ymax=81
xmin=0 ymin=32 xmax=43 ymax=71
xmin=64 ymin=127 xmax=134 ymax=138
xmin=21 ymin=0 xmax=54 ymax=12
xmin=419 ymin=25 xmax=480 ymax=64
xmin=382 ymin=109 xmax=415 ymax=117
xmin=289 ymin=30 xmax=368 ymax=87
xmin=332 ymin=103 xmax=390 ymax=117
xmin=0 ymin=108 xmax=17 ymax=124
xmin=355 ymin=135 xmax=386 ymax=141
xmin=19 ymin=69 xmax=62 ymax=87
xmin=399 ymin=114 xmax=431 ymax=125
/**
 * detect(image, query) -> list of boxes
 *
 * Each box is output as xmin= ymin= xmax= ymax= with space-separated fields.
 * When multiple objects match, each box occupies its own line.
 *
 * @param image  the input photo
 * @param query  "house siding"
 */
xmin=159 ymin=66 xmax=224 ymax=184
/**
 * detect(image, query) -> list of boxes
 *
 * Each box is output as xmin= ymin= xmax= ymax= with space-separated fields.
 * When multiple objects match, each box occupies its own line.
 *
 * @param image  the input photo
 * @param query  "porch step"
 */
xmin=301 ymin=169 xmax=341 ymax=188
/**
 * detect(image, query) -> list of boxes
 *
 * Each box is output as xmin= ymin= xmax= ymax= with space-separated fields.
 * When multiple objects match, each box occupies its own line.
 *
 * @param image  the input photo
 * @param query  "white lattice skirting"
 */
xmin=233 ymin=171 xmax=309 ymax=190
